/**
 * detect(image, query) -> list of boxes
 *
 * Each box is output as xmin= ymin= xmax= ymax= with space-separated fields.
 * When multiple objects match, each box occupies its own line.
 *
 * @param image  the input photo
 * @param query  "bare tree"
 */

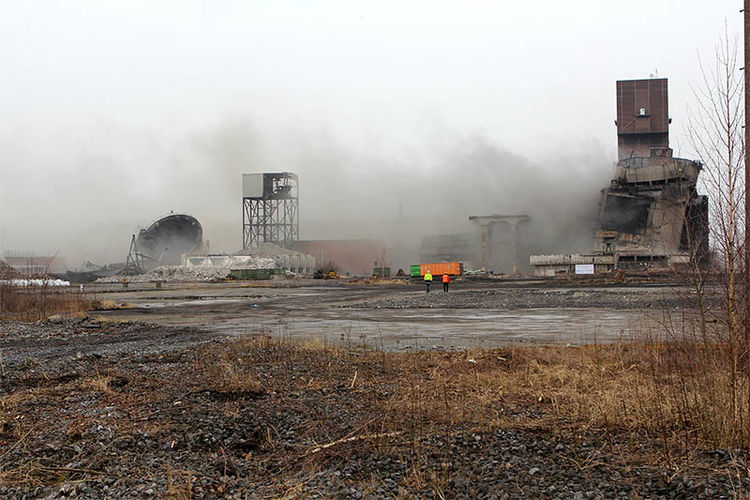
xmin=687 ymin=24 xmax=746 ymax=431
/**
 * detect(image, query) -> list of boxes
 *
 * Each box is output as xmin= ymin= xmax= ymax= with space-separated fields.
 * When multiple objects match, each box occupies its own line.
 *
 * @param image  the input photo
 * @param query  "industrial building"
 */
xmin=531 ymin=78 xmax=708 ymax=276
xmin=3 ymin=250 xmax=66 ymax=275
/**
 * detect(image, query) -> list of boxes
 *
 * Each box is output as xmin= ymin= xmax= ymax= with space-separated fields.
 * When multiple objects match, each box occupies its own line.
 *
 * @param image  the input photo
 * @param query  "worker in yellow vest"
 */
xmin=424 ymin=270 xmax=433 ymax=293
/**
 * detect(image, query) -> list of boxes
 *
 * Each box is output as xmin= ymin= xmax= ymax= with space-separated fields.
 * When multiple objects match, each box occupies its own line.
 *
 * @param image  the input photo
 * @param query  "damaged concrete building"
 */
xmin=531 ymin=78 xmax=708 ymax=276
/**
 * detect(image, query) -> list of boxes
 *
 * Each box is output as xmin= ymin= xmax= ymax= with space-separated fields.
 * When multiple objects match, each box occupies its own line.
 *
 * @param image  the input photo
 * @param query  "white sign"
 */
xmin=575 ymin=264 xmax=595 ymax=275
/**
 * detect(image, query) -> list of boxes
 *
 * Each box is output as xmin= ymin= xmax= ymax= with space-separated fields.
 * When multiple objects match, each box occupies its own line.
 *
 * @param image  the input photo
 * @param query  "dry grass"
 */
xmin=378 ymin=342 xmax=750 ymax=452
xmin=0 ymin=283 xmax=93 ymax=321
xmin=91 ymin=300 xmax=137 ymax=310
xmin=216 ymin=338 xmax=747 ymax=453
xmin=88 ymin=299 xmax=117 ymax=310
xmin=196 ymin=335 xmax=750 ymax=454
xmin=88 ymin=314 xmax=133 ymax=324
xmin=165 ymin=462 xmax=195 ymax=499
xmin=2 ymin=332 xmax=748 ymax=494
xmin=81 ymin=374 xmax=114 ymax=394
xmin=194 ymin=344 xmax=264 ymax=395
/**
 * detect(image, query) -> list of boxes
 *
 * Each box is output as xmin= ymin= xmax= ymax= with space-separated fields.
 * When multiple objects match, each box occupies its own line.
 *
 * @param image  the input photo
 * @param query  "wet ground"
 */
xmin=86 ymin=278 xmax=691 ymax=350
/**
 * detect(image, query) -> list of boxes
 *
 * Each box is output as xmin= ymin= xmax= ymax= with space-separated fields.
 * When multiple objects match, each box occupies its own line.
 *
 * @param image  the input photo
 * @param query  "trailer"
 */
xmin=411 ymin=262 xmax=463 ymax=277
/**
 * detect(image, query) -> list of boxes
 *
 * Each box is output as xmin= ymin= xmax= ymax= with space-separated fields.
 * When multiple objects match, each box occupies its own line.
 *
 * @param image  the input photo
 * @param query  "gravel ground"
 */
xmin=1 ymin=318 xmax=748 ymax=498
xmin=0 ymin=318 xmax=218 ymax=367
xmin=348 ymin=286 xmax=702 ymax=310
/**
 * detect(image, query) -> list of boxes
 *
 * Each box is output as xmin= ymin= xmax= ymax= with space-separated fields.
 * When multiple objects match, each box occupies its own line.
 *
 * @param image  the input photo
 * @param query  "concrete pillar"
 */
xmin=469 ymin=215 xmax=529 ymax=274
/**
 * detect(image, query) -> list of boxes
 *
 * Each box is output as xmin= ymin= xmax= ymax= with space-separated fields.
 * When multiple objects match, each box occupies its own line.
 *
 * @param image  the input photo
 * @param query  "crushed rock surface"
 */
xmin=0 ymin=318 xmax=218 ymax=367
xmin=348 ymin=286 xmax=701 ymax=310
xmin=0 ymin=319 xmax=747 ymax=498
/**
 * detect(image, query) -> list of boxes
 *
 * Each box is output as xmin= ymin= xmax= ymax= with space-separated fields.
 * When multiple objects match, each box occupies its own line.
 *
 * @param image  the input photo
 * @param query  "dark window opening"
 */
xmin=600 ymin=195 xmax=651 ymax=234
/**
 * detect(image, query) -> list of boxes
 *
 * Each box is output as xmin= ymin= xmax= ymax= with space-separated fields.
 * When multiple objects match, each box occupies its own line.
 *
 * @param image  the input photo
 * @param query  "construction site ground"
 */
xmin=3 ymin=277 xmax=743 ymax=499
xmin=86 ymin=277 xmax=695 ymax=351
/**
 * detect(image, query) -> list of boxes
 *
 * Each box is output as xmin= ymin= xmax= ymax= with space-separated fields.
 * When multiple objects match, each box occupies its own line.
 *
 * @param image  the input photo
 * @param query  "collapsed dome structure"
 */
xmin=135 ymin=213 xmax=203 ymax=266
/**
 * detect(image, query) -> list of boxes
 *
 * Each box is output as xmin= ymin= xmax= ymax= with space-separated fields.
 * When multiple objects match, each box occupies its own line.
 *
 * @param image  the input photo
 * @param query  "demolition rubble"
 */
xmin=97 ymin=256 xmax=278 ymax=283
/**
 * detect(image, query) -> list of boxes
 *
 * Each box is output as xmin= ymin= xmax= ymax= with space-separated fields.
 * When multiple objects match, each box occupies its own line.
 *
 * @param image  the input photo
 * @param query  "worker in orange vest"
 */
xmin=442 ymin=272 xmax=450 ymax=293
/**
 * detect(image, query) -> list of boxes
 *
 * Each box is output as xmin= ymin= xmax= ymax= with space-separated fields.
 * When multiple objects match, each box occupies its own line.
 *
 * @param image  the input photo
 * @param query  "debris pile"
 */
xmin=97 ymin=243 xmax=314 ymax=283
xmin=238 ymin=243 xmax=315 ymax=274
xmin=0 ymin=259 xmax=22 ymax=279
xmin=97 ymin=256 xmax=278 ymax=283
xmin=0 ymin=278 xmax=71 ymax=287
xmin=184 ymin=255 xmax=278 ymax=270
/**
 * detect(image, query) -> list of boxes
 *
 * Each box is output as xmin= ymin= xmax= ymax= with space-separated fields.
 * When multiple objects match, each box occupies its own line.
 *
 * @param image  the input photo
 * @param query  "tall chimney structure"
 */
xmin=615 ymin=78 xmax=669 ymax=160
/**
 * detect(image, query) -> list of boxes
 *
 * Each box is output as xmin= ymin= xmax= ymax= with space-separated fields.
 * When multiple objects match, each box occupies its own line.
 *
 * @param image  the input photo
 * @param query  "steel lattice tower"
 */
xmin=242 ymin=172 xmax=299 ymax=249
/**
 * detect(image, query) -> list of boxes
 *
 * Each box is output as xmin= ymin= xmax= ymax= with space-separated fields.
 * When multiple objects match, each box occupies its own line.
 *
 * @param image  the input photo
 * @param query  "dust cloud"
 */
xmin=0 ymin=115 xmax=614 ymax=271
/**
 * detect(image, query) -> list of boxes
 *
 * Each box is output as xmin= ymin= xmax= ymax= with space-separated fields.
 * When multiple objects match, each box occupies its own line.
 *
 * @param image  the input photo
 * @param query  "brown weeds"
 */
xmin=0 ymin=283 xmax=93 ymax=321
xmin=193 ymin=344 xmax=264 ymax=395
xmin=242 ymin=340 xmax=742 ymax=455
xmin=2 ymin=332 xmax=747 ymax=494
xmin=192 ymin=335 xmax=750 ymax=454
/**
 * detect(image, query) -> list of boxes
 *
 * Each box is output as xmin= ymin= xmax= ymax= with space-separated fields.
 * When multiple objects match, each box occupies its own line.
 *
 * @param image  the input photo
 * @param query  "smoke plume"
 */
xmin=0 ymin=115 xmax=613 ymax=271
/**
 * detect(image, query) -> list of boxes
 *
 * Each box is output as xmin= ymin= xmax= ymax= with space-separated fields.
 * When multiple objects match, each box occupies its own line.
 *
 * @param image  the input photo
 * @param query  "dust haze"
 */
xmin=0 ymin=115 xmax=612 ymax=271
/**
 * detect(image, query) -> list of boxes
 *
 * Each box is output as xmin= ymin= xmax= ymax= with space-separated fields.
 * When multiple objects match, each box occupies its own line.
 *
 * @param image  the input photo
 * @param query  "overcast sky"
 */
xmin=0 ymin=1 xmax=743 ymax=263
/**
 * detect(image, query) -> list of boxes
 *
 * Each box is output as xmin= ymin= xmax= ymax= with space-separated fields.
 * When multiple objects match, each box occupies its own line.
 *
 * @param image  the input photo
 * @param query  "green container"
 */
xmin=410 ymin=264 xmax=421 ymax=277
xmin=230 ymin=268 xmax=285 ymax=280
xmin=372 ymin=267 xmax=391 ymax=278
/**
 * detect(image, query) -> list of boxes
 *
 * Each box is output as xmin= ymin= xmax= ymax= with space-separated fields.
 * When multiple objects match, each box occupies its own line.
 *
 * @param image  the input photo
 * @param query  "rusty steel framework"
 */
xmin=242 ymin=172 xmax=299 ymax=249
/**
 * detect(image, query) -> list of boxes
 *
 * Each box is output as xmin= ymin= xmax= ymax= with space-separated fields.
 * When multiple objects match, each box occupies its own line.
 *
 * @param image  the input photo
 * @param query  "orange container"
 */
xmin=419 ymin=262 xmax=462 ymax=276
